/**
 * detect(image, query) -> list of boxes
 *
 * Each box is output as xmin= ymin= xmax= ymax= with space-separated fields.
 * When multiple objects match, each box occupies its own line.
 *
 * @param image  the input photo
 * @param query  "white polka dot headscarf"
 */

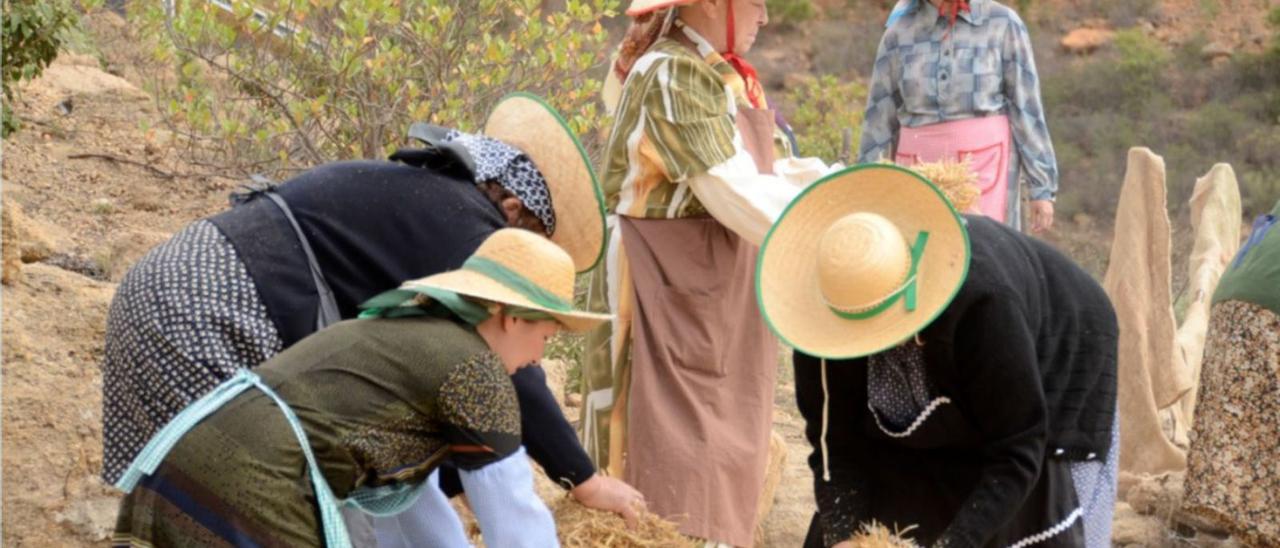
xmin=444 ymin=129 xmax=556 ymax=237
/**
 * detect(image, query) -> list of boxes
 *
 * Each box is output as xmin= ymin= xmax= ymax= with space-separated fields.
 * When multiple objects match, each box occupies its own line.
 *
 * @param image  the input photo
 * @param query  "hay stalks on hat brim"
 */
xmin=845 ymin=521 xmax=921 ymax=548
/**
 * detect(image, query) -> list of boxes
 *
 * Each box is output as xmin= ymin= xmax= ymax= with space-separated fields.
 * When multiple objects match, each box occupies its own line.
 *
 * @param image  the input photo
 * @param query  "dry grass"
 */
xmin=549 ymin=497 xmax=697 ymax=548
xmin=846 ymin=521 xmax=921 ymax=548
xmin=467 ymin=496 xmax=696 ymax=548
xmin=907 ymin=159 xmax=981 ymax=214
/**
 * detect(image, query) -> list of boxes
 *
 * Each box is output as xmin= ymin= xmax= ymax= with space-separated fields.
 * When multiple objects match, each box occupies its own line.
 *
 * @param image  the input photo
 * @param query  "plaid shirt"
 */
xmin=858 ymin=0 xmax=1059 ymax=202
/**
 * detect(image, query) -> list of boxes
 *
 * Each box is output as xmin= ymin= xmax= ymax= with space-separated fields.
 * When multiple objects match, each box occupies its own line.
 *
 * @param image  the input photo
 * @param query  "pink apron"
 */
xmin=895 ymin=115 xmax=1011 ymax=222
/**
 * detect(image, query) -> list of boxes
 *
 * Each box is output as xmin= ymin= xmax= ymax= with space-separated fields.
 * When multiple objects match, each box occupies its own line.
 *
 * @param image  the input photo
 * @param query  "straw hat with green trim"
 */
xmin=364 ymin=228 xmax=611 ymax=332
xmin=485 ymin=92 xmax=607 ymax=273
xmin=756 ymin=165 xmax=972 ymax=359
xmin=626 ymin=0 xmax=698 ymax=16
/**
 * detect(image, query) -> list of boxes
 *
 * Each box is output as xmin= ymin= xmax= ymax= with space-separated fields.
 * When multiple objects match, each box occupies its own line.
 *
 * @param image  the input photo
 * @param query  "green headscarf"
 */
xmin=358 ymin=287 xmax=556 ymax=326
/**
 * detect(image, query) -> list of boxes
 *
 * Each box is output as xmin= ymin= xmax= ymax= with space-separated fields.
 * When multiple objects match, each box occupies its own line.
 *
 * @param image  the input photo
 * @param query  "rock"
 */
xmin=1126 ymin=472 xmax=1183 ymax=517
xmin=7 ymin=204 xmax=76 ymax=263
xmin=34 ymin=60 xmax=144 ymax=98
xmin=1201 ymin=42 xmax=1233 ymax=61
xmin=98 ymin=230 xmax=168 ymax=281
xmin=1173 ymin=507 xmax=1232 ymax=536
xmin=54 ymin=496 xmax=119 ymax=541
xmin=3 ymin=201 xmax=22 ymax=285
xmin=783 ymin=72 xmax=812 ymax=92
xmin=565 ymin=392 xmax=583 ymax=408
xmin=1112 ymin=502 xmax=1168 ymax=545
xmin=1061 ymin=28 xmax=1114 ymax=54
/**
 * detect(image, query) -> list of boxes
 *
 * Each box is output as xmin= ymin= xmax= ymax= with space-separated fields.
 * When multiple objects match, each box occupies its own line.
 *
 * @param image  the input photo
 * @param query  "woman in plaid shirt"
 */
xmin=859 ymin=0 xmax=1059 ymax=233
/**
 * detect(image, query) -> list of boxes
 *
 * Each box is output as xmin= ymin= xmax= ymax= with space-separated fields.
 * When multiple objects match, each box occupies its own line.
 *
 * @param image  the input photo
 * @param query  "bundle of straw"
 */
xmin=903 ymin=158 xmax=981 ymax=214
xmin=845 ymin=521 xmax=921 ymax=548
xmin=549 ymin=497 xmax=697 ymax=548
xmin=467 ymin=497 xmax=696 ymax=548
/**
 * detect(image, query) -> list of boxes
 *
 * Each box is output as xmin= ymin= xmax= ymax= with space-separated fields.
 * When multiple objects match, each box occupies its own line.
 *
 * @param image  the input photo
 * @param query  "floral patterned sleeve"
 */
xmin=1001 ymin=14 xmax=1059 ymax=202
xmin=439 ymin=351 xmax=522 ymax=470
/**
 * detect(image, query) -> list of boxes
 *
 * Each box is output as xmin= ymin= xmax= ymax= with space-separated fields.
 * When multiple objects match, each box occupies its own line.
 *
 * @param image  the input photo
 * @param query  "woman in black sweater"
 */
xmin=755 ymin=165 xmax=1118 ymax=548
xmin=101 ymin=95 xmax=644 ymax=543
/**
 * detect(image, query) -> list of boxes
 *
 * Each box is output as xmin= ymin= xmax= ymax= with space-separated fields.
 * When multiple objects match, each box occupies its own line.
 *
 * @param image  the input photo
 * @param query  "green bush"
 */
xmin=767 ymin=0 xmax=815 ymax=26
xmin=1241 ymin=169 xmax=1280 ymax=218
xmin=783 ymin=74 xmax=865 ymax=162
xmin=1089 ymin=0 xmax=1156 ymax=28
xmin=137 ymin=0 xmax=618 ymax=175
xmin=1 ymin=0 xmax=79 ymax=137
xmin=1113 ymin=29 xmax=1169 ymax=111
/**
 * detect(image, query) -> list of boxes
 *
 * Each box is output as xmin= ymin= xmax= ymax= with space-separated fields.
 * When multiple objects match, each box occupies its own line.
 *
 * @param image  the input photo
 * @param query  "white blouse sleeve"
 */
xmin=687 ymin=147 xmax=839 ymax=246
xmin=459 ymin=447 xmax=558 ymax=547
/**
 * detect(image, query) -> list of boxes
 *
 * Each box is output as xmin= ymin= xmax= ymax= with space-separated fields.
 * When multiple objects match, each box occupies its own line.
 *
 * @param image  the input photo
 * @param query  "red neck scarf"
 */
xmin=720 ymin=0 xmax=766 ymax=109
xmin=941 ymin=0 xmax=971 ymax=38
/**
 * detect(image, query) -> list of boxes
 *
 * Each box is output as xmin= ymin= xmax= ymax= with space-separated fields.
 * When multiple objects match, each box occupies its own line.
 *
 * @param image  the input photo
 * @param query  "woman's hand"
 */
xmin=1029 ymin=199 xmax=1054 ymax=233
xmin=570 ymin=474 xmax=647 ymax=528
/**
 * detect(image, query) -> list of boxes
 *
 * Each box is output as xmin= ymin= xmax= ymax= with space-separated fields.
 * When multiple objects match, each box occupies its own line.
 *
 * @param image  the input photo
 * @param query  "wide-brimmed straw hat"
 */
xmin=625 ymin=0 xmax=698 ymax=16
xmin=756 ymin=165 xmax=971 ymax=359
xmin=367 ymin=229 xmax=611 ymax=332
xmin=485 ymin=92 xmax=607 ymax=273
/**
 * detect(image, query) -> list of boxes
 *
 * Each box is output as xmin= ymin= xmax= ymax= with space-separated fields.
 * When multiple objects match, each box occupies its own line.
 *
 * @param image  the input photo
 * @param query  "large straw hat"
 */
xmin=626 ymin=0 xmax=698 ymax=16
xmin=374 ymin=229 xmax=611 ymax=332
xmin=485 ymin=92 xmax=607 ymax=273
xmin=756 ymin=165 xmax=971 ymax=359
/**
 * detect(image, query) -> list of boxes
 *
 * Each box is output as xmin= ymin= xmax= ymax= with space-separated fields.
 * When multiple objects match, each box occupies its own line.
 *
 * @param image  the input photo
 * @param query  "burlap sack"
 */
xmin=1169 ymin=164 xmax=1241 ymax=446
xmin=1103 ymin=148 xmax=1190 ymax=486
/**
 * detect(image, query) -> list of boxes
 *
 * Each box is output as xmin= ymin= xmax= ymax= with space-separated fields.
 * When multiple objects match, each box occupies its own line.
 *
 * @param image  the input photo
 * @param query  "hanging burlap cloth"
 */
xmin=1168 ymin=164 xmax=1241 ymax=446
xmin=1103 ymin=148 xmax=1193 ymax=490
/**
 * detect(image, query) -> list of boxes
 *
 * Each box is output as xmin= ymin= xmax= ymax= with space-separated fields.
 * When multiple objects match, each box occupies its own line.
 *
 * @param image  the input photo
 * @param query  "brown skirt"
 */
xmin=621 ymin=216 xmax=778 ymax=547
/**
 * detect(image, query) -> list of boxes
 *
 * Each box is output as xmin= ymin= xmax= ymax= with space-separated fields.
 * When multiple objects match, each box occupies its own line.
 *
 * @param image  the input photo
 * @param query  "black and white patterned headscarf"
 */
xmin=444 ymin=129 xmax=556 ymax=236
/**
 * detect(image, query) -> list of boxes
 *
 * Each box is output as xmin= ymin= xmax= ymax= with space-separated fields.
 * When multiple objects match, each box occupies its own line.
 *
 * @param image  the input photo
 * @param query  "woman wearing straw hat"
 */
xmin=757 ymin=165 xmax=1118 ymax=547
xmin=860 ymin=0 xmax=1058 ymax=232
xmin=110 ymin=228 xmax=612 ymax=547
xmin=580 ymin=0 xmax=838 ymax=545
xmin=100 ymin=94 xmax=645 ymax=543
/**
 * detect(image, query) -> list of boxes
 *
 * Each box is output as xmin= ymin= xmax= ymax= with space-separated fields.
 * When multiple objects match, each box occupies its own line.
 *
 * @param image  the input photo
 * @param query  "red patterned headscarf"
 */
xmin=720 ymin=0 xmax=766 ymax=109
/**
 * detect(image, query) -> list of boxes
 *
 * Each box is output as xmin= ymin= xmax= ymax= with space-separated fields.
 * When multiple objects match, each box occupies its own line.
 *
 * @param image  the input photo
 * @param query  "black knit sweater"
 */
xmin=796 ymin=216 xmax=1118 ymax=547
xmin=209 ymin=160 xmax=597 ymax=491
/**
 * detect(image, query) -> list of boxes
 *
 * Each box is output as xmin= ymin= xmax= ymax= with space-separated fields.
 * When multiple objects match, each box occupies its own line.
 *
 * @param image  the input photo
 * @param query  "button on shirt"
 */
xmin=858 ymin=0 xmax=1059 ymax=203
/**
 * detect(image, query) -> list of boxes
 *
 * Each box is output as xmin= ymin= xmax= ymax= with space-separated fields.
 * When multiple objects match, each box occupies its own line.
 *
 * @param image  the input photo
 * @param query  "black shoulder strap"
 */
xmin=237 ymin=174 xmax=342 ymax=330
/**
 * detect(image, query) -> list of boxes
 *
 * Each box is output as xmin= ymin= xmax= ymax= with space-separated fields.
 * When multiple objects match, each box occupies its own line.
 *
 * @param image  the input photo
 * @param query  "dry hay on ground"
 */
xmin=907 ymin=159 xmax=981 ymax=213
xmin=550 ymin=496 xmax=697 ymax=548
xmin=466 ymin=496 xmax=696 ymax=548
xmin=846 ymin=522 xmax=920 ymax=548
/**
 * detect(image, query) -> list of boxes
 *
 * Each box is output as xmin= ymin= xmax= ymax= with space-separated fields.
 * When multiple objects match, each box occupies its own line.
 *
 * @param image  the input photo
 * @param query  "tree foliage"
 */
xmin=138 ymin=0 xmax=618 ymax=175
xmin=784 ymin=74 xmax=865 ymax=163
xmin=2 ymin=0 xmax=79 ymax=137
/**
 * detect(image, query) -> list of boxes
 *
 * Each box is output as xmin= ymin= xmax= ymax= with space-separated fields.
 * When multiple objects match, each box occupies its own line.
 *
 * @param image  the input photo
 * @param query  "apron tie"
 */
xmin=820 ymin=358 xmax=832 ymax=482
xmin=116 ymin=370 xmax=356 ymax=548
